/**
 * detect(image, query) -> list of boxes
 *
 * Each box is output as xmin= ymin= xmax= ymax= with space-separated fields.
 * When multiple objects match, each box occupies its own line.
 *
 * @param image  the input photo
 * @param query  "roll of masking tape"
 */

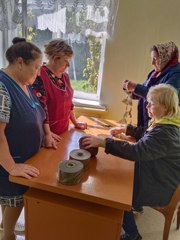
xmin=70 ymin=149 xmax=91 ymax=170
xmin=59 ymin=160 xmax=83 ymax=185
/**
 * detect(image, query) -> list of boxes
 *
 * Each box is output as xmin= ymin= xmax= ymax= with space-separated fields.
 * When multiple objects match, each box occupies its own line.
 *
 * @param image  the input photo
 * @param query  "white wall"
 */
xmin=99 ymin=0 xmax=180 ymax=123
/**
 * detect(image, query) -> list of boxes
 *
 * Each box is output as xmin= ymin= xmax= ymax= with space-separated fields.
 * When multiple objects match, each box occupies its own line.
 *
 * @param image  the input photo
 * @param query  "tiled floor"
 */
xmin=136 ymin=207 xmax=180 ymax=240
xmin=0 ymin=207 xmax=179 ymax=240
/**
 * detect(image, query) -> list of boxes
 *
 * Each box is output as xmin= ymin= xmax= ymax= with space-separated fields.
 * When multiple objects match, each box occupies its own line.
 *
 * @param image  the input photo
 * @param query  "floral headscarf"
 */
xmin=153 ymin=41 xmax=179 ymax=71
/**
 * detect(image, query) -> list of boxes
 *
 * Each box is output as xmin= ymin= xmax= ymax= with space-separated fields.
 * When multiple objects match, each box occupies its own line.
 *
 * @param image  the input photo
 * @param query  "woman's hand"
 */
xmin=110 ymin=125 xmax=126 ymax=137
xmin=9 ymin=163 xmax=40 ymax=179
xmin=43 ymin=133 xmax=58 ymax=149
xmin=74 ymin=121 xmax=87 ymax=130
xmin=123 ymin=80 xmax=136 ymax=92
xmin=80 ymin=134 xmax=104 ymax=148
xmin=51 ymin=132 xmax=61 ymax=142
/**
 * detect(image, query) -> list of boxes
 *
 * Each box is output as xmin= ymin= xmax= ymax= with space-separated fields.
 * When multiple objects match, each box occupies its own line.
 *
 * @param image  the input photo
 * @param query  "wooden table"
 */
xmin=10 ymin=116 xmax=134 ymax=240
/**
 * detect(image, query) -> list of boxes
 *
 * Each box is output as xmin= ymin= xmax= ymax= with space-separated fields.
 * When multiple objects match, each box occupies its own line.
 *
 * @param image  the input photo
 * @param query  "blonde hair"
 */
xmin=44 ymin=39 xmax=73 ymax=59
xmin=147 ymin=84 xmax=179 ymax=117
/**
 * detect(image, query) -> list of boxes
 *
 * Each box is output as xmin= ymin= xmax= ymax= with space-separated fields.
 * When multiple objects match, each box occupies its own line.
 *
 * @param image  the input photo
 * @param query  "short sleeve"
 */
xmin=0 ymin=82 xmax=11 ymax=123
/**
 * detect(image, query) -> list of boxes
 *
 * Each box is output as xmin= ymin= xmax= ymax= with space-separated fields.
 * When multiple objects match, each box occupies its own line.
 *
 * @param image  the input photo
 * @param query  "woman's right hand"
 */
xmin=43 ymin=133 xmax=58 ymax=149
xmin=51 ymin=132 xmax=61 ymax=142
xmin=123 ymin=80 xmax=136 ymax=92
xmin=9 ymin=163 xmax=39 ymax=179
xmin=80 ymin=134 xmax=104 ymax=148
xmin=109 ymin=126 xmax=126 ymax=137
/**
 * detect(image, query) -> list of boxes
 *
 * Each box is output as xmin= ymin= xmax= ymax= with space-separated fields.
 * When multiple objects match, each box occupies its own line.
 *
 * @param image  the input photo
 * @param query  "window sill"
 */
xmin=73 ymin=98 xmax=107 ymax=112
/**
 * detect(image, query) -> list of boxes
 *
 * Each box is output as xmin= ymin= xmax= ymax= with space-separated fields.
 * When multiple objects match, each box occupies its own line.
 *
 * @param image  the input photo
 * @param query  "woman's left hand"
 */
xmin=74 ymin=121 xmax=87 ymax=130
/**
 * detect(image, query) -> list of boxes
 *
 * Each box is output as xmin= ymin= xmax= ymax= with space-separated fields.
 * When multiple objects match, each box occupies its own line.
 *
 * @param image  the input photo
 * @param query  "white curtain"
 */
xmin=0 ymin=0 xmax=20 ymax=31
xmin=36 ymin=0 xmax=119 ymax=41
xmin=37 ymin=8 xmax=66 ymax=33
xmin=0 ymin=0 xmax=119 ymax=42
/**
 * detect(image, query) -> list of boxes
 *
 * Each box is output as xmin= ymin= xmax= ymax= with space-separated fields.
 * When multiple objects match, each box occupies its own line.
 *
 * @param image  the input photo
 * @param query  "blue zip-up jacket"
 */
xmin=105 ymin=112 xmax=180 ymax=206
xmin=132 ymin=63 xmax=180 ymax=129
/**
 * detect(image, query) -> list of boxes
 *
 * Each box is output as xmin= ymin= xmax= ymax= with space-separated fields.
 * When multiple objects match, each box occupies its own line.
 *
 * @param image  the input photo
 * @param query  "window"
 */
xmin=0 ymin=0 xmax=118 ymax=102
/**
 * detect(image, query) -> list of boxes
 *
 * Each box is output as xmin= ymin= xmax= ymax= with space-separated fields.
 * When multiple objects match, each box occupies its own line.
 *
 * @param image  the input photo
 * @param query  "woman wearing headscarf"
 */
xmin=110 ymin=41 xmax=180 ymax=141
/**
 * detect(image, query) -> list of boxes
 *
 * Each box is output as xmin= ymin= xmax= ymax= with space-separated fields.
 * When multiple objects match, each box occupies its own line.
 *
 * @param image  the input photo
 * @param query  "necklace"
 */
xmin=45 ymin=64 xmax=63 ymax=78
xmin=44 ymin=66 xmax=66 ymax=90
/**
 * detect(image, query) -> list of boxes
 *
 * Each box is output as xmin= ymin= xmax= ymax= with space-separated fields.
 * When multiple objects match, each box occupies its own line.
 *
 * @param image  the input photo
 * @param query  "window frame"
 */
xmin=1 ymin=0 xmax=109 ymax=105
xmin=72 ymin=35 xmax=106 ymax=101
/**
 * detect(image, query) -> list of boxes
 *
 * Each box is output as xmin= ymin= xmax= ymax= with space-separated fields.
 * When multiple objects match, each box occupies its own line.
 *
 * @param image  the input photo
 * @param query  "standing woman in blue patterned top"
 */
xmin=0 ymin=37 xmax=45 ymax=240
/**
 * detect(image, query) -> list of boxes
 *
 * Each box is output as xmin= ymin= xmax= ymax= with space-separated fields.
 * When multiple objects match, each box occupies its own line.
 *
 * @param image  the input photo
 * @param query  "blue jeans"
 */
xmin=122 ymin=210 xmax=139 ymax=236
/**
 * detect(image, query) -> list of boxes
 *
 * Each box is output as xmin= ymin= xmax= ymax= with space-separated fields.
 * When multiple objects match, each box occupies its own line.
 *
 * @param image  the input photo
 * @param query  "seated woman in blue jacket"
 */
xmin=111 ymin=41 xmax=180 ymax=141
xmin=81 ymin=84 xmax=180 ymax=240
